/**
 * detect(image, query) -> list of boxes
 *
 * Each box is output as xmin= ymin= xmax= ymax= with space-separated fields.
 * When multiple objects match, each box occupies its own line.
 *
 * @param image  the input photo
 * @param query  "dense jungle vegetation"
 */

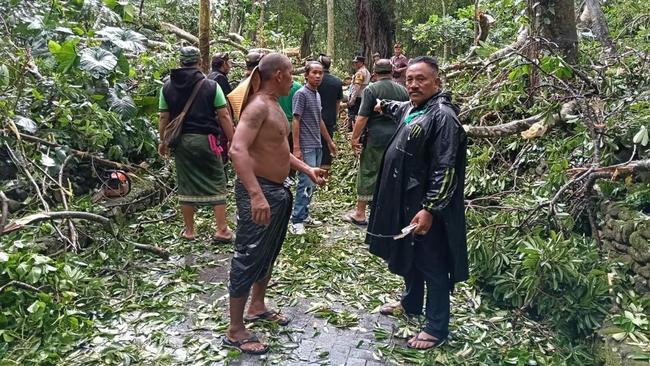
xmin=1 ymin=0 xmax=650 ymax=364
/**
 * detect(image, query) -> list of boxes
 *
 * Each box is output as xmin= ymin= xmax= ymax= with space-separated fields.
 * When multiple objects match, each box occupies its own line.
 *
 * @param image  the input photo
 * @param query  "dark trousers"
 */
xmin=400 ymin=229 xmax=452 ymax=340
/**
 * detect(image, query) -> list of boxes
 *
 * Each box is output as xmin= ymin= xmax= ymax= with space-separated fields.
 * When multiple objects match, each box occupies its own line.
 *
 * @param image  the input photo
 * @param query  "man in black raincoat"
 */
xmin=366 ymin=56 xmax=468 ymax=350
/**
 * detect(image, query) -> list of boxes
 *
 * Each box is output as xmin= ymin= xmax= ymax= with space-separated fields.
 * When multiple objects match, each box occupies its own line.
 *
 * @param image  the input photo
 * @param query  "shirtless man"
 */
xmin=226 ymin=53 xmax=327 ymax=355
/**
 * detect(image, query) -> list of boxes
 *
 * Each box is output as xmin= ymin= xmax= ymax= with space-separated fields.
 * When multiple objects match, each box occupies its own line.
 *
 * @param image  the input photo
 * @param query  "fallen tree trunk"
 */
xmin=4 ymin=130 xmax=142 ymax=172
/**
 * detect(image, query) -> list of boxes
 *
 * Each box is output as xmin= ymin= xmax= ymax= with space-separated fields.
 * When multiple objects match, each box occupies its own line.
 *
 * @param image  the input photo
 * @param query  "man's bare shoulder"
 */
xmin=240 ymin=96 xmax=269 ymax=129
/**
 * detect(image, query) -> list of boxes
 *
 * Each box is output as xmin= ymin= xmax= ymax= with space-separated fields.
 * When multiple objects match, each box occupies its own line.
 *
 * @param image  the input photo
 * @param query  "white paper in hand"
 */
xmin=393 ymin=223 xmax=417 ymax=240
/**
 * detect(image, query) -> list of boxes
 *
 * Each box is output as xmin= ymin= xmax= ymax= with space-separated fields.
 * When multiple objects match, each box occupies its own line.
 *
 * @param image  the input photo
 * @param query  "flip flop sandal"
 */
xmin=222 ymin=335 xmax=269 ymax=355
xmin=212 ymin=235 xmax=233 ymax=244
xmin=244 ymin=310 xmax=291 ymax=326
xmin=342 ymin=213 xmax=368 ymax=227
xmin=407 ymin=335 xmax=446 ymax=350
xmin=179 ymin=228 xmax=195 ymax=241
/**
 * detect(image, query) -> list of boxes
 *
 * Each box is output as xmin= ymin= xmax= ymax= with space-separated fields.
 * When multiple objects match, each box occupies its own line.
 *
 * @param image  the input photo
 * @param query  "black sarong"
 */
xmin=229 ymin=177 xmax=293 ymax=297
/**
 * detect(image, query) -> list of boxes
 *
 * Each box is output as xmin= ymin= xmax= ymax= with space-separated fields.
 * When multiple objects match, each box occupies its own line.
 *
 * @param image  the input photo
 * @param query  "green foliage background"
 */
xmin=1 ymin=0 xmax=650 ymax=364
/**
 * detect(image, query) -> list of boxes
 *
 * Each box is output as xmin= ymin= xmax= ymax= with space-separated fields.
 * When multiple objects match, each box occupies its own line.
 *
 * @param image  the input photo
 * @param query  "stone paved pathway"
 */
xmin=187 ymin=252 xmax=400 ymax=366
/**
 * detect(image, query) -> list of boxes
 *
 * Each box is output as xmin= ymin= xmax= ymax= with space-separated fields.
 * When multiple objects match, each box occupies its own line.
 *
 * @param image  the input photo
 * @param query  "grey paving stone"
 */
xmin=345 ymin=357 xmax=368 ymax=366
xmin=348 ymin=348 xmax=374 ymax=360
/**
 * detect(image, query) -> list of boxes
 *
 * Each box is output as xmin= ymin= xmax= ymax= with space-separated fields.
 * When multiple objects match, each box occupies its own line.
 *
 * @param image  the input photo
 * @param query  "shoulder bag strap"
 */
xmin=179 ymin=78 xmax=206 ymax=121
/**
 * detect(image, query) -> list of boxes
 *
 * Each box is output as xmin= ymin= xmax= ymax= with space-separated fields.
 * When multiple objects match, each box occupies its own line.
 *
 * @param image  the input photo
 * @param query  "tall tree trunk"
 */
xmin=300 ymin=23 xmax=314 ymax=59
xmin=228 ymin=0 xmax=241 ymax=34
xmin=250 ymin=0 xmax=266 ymax=46
xmin=327 ymin=0 xmax=334 ymax=57
xmin=299 ymin=0 xmax=315 ymax=58
xmin=528 ymin=0 xmax=578 ymax=63
xmin=356 ymin=0 xmax=395 ymax=63
xmin=256 ymin=0 xmax=266 ymax=47
xmin=199 ymin=0 xmax=210 ymax=74
xmin=579 ymin=0 xmax=615 ymax=54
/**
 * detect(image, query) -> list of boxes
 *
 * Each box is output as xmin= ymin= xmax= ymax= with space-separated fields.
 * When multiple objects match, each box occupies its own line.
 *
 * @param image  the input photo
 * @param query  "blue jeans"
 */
xmin=291 ymin=148 xmax=322 ymax=224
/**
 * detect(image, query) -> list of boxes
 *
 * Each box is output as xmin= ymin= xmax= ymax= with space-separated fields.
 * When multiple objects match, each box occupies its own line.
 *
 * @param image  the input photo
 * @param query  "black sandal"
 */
xmin=244 ymin=310 xmax=291 ymax=326
xmin=343 ymin=213 xmax=368 ymax=227
xmin=407 ymin=333 xmax=446 ymax=350
xmin=223 ymin=335 xmax=269 ymax=355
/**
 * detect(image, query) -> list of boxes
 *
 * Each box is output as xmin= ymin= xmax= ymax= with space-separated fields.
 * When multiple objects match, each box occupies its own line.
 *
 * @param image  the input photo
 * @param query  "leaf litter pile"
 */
xmin=6 ymin=144 xmax=587 ymax=366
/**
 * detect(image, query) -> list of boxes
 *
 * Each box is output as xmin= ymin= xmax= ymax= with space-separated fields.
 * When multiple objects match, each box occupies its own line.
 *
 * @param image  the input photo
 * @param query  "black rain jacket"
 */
xmin=366 ymin=91 xmax=469 ymax=284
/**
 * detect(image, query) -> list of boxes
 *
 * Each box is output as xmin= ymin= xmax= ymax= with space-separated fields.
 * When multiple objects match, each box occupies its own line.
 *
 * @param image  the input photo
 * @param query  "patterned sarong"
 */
xmin=174 ymin=133 xmax=227 ymax=205
xmin=356 ymin=144 xmax=384 ymax=202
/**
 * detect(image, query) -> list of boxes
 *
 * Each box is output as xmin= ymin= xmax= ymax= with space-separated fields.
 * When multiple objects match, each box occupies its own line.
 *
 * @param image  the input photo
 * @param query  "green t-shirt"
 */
xmin=158 ymin=83 xmax=227 ymax=111
xmin=278 ymin=81 xmax=302 ymax=128
xmin=358 ymin=78 xmax=409 ymax=147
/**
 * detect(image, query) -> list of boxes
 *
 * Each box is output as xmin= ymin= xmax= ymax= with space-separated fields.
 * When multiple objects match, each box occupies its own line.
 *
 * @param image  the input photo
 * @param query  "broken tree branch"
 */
xmin=58 ymin=155 xmax=78 ymax=251
xmin=3 ymin=130 xmax=142 ymax=172
xmin=0 ymin=280 xmax=41 ymax=293
xmin=160 ymin=22 xmax=199 ymax=45
xmin=2 ymin=211 xmax=111 ymax=234
xmin=463 ymin=101 xmax=577 ymax=138
xmin=215 ymin=38 xmax=247 ymax=52
xmin=132 ymin=242 xmax=170 ymax=260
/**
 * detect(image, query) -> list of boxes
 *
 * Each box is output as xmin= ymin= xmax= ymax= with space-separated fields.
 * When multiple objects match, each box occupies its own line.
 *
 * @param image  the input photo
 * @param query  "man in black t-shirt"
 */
xmin=208 ymin=52 xmax=232 ymax=95
xmin=316 ymin=54 xmax=343 ymax=171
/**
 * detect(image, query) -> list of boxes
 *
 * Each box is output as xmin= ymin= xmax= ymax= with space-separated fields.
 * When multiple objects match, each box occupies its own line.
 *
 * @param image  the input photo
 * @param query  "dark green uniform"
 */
xmin=356 ymin=78 xmax=408 ymax=201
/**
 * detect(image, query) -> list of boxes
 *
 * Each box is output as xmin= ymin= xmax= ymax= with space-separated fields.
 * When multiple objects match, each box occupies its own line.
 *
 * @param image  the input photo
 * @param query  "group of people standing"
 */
xmin=157 ymin=44 xmax=468 ymax=355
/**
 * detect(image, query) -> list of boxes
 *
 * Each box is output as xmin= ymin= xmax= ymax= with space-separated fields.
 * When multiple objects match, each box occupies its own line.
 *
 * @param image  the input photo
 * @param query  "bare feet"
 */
xmin=407 ymin=331 xmax=445 ymax=350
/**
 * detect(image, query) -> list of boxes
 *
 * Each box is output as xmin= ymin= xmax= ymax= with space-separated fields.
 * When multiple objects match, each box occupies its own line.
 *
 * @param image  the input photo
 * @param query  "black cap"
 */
xmin=246 ymin=51 xmax=264 ymax=69
xmin=352 ymin=56 xmax=365 ymax=63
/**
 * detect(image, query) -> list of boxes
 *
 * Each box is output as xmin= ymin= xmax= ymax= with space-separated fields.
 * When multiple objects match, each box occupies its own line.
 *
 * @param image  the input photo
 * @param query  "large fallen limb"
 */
xmin=4 ymin=130 xmax=142 ymax=172
xmin=463 ymin=101 xmax=577 ymax=138
xmin=489 ymin=27 xmax=528 ymax=61
xmin=146 ymin=40 xmax=173 ymax=50
xmin=464 ymin=115 xmax=542 ymax=138
xmin=215 ymin=38 xmax=248 ymax=52
xmin=2 ymin=211 xmax=111 ymax=234
xmin=161 ymin=22 xmax=199 ymax=45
